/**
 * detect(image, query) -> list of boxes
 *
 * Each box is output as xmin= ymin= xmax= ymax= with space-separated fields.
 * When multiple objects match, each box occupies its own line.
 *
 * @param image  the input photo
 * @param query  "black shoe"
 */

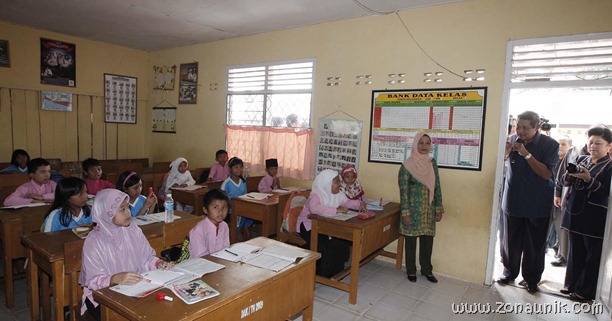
xmin=407 ymin=275 xmax=417 ymax=282
xmin=518 ymin=280 xmax=527 ymax=287
xmin=551 ymin=258 xmax=567 ymax=267
xmin=425 ymin=275 xmax=438 ymax=283
xmin=569 ymin=293 xmax=592 ymax=303
xmin=560 ymin=288 xmax=570 ymax=295
xmin=497 ymin=277 xmax=514 ymax=285
xmin=526 ymin=283 xmax=538 ymax=293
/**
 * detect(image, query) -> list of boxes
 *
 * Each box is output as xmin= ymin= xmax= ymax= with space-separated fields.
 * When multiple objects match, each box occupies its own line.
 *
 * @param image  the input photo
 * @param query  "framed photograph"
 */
xmin=41 ymin=90 xmax=72 ymax=111
xmin=40 ymin=38 xmax=76 ymax=87
xmin=153 ymin=65 xmax=176 ymax=90
xmin=104 ymin=73 xmax=137 ymax=124
xmin=0 ymin=40 xmax=9 ymax=67
xmin=178 ymin=62 xmax=198 ymax=104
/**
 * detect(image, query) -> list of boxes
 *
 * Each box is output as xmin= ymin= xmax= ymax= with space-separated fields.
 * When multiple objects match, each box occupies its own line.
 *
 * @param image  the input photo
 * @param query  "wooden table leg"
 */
xmin=303 ymin=304 xmax=313 ymax=321
xmin=229 ymin=209 xmax=237 ymax=244
xmin=2 ymin=222 xmax=15 ymax=308
xmin=396 ymin=235 xmax=404 ymax=269
xmin=348 ymin=229 xmax=361 ymax=304
xmin=27 ymin=248 xmax=40 ymax=321
xmin=52 ymin=261 xmax=65 ymax=321
xmin=40 ymin=272 xmax=51 ymax=320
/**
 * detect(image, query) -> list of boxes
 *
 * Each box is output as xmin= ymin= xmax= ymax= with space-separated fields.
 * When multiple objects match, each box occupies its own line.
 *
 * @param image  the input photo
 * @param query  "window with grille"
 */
xmin=226 ymin=60 xmax=314 ymax=128
xmin=510 ymin=35 xmax=612 ymax=83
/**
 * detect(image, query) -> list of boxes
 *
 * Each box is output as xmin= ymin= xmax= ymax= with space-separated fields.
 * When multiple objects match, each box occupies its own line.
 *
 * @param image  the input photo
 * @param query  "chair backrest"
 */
xmin=279 ymin=191 xmax=310 ymax=246
xmin=246 ymin=176 xmax=263 ymax=192
xmin=163 ymin=216 xmax=199 ymax=248
xmin=0 ymin=173 xmax=30 ymax=205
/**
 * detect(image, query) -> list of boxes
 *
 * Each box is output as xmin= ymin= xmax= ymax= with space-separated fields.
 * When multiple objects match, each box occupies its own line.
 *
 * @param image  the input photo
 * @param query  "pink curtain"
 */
xmin=225 ymin=125 xmax=315 ymax=180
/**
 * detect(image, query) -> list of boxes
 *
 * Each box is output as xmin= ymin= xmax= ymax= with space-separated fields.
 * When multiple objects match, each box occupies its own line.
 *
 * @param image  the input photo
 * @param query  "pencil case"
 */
xmin=358 ymin=211 xmax=375 ymax=219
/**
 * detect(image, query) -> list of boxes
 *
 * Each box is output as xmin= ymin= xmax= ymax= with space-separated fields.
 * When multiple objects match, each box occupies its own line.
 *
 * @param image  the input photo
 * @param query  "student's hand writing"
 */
xmin=156 ymin=260 xmax=175 ymax=270
xmin=336 ymin=206 xmax=348 ymax=214
xmin=110 ymin=272 xmax=142 ymax=286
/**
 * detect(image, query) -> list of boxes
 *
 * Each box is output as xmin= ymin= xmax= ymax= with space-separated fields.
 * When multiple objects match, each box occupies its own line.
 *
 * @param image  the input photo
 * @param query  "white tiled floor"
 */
xmin=1 ymin=256 xmax=603 ymax=321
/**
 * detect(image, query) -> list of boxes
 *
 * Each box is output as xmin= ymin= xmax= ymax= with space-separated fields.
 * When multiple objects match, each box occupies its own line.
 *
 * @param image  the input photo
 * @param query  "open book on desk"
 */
xmin=212 ymin=243 xmax=307 ymax=272
xmin=109 ymin=258 xmax=225 ymax=298
xmin=239 ymin=192 xmax=273 ymax=200
xmin=171 ymin=185 xmax=206 ymax=191
xmin=132 ymin=212 xmax=182 ymax=226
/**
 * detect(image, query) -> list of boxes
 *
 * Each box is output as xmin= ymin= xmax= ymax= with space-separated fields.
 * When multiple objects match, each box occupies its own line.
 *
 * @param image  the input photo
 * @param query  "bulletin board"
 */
xmin=315 ymin=118 xmax=362 ymax=176
xmin=369 ymin=87 xmax=487 ymax=171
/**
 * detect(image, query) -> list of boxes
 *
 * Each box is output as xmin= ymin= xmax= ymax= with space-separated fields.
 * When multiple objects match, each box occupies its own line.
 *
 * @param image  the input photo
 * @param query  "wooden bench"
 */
xmin=0 ymin=173 xmax=30 ymax=205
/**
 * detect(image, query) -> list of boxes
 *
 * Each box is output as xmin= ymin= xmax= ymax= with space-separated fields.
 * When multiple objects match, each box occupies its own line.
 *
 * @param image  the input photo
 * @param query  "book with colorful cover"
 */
xmin=170 ymin=279 xmax=220 ymax=305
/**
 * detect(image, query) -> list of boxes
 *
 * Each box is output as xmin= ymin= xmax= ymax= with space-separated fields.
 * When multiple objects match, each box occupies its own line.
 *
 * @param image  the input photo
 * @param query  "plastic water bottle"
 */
xmin=164 ymin=193 xmax=174 ymax=223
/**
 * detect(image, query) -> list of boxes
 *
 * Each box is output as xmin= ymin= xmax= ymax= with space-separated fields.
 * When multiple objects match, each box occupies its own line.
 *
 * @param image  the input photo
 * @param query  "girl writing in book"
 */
xmin=188 ymin=189 xmax=231 ymax=258
xmin=80 ymin=189 xmax=173 ymax=321
xmin=339 ymin=164 xmax=365 ymax=201
xmin=116 ymin=171 xmax=158 ymax=217
xmin=296 ymin=169 xmax=366 ymax=277
xmin=220 ymin=157 xmax=254 ymax=241
xmin=42 ymin=177 xmax=92 ymax=232
xmin=164 ymin=157 xmax=196 ymax=212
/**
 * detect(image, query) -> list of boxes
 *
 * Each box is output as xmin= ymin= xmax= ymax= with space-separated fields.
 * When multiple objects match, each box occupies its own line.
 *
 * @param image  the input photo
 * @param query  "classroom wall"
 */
xmin=148 ymin=0 xmax=612 ymax=283
xmin=0 ymin=21 xmax=150 ymax=163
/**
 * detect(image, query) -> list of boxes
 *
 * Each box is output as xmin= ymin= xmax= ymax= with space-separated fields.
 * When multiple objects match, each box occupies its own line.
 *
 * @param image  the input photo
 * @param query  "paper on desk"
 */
xmin=241 ymin=245 xmax=308 ymax=272
xmin=271 ymin=189 xmax=291 ymax=194
xmin=365 ymin=199 xmax=390 ymax=211
xmin=132 ymin=212 xmax=182 ymax=226
xmin=239 ymin=192 xmax=273 ymax=200
xmin=168 ymin=257 xmax=225 ymax=285
xmin=1 ymin=202 xmax=49 ymax=209
xmin=328 ymin=211 xmax=359 ymax=221
xmin=211 ymin=243 xmax=262 ymax=262
xmin=171 ymin=185 xmax=205 ymax=191
xmin=110 ymin=270 xmax=185 ymax=298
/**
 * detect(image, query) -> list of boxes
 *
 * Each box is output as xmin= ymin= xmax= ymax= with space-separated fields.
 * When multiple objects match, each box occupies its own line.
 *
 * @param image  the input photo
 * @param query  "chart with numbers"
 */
xmin=368 ymin=87 xmax=487 ymax=171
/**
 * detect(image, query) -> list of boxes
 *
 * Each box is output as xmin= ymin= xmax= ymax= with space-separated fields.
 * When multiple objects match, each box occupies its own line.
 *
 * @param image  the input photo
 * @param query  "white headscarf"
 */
xmin=165 ymin=157 xmax=195 ymax=193
xmin=312 ymin=169 xmax=347 ymax=208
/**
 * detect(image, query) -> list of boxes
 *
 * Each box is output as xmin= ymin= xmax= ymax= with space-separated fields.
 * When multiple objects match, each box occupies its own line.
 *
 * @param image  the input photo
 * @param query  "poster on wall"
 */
xmin=153 ymin=65 xmax=176 ymax=90
xmin=152 ymin=107 xmax=176 ymax=133
xmin=369 ymin=87 xmax=487 ymax=171
xmin=315 ymin=118 xmax=362 ymax=176
xmin=178 ymin=62 xmax=198 ymax=104
xmin=0 ymin=40 xmax=9 ymax=67
xmin=104 ymin=73 xmax=137 ymax=124
xmin=40 ymin=38 xmax=76 ymax=87
xmin=41 ymin=90 xmax=72 ymax=111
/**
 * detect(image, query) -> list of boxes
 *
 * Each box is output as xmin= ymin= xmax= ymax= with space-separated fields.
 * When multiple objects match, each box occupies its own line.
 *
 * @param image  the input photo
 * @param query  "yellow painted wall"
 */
xmin=148 ymin=0 xmax=612 ymax=283
xmin=0 ymin=21 xmax=149 ymax=162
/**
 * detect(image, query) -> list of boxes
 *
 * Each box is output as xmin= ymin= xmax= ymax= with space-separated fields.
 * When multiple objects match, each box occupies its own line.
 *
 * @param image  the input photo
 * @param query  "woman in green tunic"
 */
xmin=398 ymin=132 xmax=444 ymax=283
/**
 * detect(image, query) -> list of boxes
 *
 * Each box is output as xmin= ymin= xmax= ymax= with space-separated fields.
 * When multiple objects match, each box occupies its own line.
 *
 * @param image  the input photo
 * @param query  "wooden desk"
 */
xmin=94 ymin=237 xmax=321 ymax=321
xmin=170 ymin=185 xmax=209 ymax=216
xmin=230 ymin=194 xmax=279 ymax=244
xmin=21 ymin=212 xmax=199 ymax=321
xmin=309 ymin=202 xmax=404 ymax=304
xmin=0 ymin=204 xmax=50 ymax=308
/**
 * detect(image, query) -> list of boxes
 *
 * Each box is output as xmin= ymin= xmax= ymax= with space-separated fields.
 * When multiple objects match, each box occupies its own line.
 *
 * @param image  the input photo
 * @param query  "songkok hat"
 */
xmin=265 ymin=158 xmax=278 ymax=168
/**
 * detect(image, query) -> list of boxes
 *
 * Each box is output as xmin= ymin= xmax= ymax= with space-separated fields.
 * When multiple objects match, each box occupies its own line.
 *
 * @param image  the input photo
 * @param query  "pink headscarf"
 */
xmin=79 ymin=189 xmax=158 ymax=313
xmin=340 ymin=165 xmax=364 ymax=200
xmin=402 ymin=132 xmax=436 ymax=204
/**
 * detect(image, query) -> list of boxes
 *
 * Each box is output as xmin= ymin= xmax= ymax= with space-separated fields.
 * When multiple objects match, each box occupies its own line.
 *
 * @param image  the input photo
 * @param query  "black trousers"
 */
xmin=566 ymin=232 xmax=603 ymax=300
xmin=85 ymin=298 xmax=101 ymax=321
xmin=502 ymin=214 xmax=550 ymax=284
xmin=404 ymin=235 xmax=434 ymax=275
xmin=300 ymin=223 xmax=350 ymax=278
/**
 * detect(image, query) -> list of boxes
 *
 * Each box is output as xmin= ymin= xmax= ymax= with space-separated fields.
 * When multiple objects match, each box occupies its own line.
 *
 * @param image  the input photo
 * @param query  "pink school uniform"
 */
xmin=208 ymin=162 xmax=230 ymax=182
xmin=3 ymin=180 xmax=57 ymax=206
xmin=188 ymin=216 xmax=230 ymax=258
xmin=258 ymin=173 xmax=281 ymax=192
xmin=85 ymin=178 xmax=115 ymax=196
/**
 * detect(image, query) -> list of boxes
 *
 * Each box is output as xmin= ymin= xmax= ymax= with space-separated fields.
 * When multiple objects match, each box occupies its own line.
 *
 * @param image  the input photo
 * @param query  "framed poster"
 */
xmin=41 ymin=90 xmax=72 ymax=111
xmin=153 ymin=65 xmax=176 ymax=90
xmin=315 ymin=118 xmax=362 ymax=176
xmin=369 ymin=87 xmax=487 ymax=171
xmin=0 ymin=40 xmax=9 ymax=67
xmin=178 ymin=62 xmax=198 ymax=104
xmin=152 ymin=107 xmax=177 ymax=133
xmin=104 ymin=73 xmax=137 ymax=124
xmin=40 ymin=38 xmax=76 ymax=87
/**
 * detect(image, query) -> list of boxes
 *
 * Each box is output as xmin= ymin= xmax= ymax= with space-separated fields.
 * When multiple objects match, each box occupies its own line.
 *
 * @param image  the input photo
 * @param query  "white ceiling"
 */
xmin=0 ymin=0 xmax=464 ymax=51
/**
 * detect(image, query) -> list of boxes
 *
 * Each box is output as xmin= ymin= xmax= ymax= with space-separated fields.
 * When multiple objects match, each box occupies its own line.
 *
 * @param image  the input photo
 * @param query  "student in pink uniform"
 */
xmin=79 ymin=189 xmax=173 ymax=321
xmin=4 ymin=158 xmax=57 ymax=206
xmin=82 ymin=158 xmax=115 ymax=195
xmin=258 ymin=158 xmax=281 ymax=192
xmin=206 ymin=149 xmax=230 ymax=182
xmin=188 ymin=189 xmax=230 ymax=258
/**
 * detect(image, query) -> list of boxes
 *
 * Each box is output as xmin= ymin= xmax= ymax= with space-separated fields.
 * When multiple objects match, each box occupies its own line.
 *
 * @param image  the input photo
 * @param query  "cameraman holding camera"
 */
xmin=559 ymin=126 xmax=612 ymax=302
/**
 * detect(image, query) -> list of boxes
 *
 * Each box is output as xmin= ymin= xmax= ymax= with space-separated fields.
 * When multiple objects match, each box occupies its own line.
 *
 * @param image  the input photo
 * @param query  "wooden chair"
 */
xmin=117 ymin=162 xmax=144 ymax=175
xmin=193 ymin=167 xmax=211 ymax=184
xmin=163 ymin=215 xmax=200 ymax=248
xmin=278 ymin=191 xmax=310 ymax=247
xmin=246 ymin=176 xmax=263 ymax=192
xmin=0 ymin=173 xmax=30 ymax=205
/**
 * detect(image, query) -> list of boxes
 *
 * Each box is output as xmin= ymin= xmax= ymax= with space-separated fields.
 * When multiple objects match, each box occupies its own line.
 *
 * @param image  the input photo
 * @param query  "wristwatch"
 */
xmin=524 ymin=153 xmax=532 ymax=160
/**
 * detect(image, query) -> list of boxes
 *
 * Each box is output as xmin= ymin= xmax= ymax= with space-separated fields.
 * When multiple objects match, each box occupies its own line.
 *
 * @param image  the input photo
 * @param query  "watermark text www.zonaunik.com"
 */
xmin=452 ymin=301 xmax=603 ymax=315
